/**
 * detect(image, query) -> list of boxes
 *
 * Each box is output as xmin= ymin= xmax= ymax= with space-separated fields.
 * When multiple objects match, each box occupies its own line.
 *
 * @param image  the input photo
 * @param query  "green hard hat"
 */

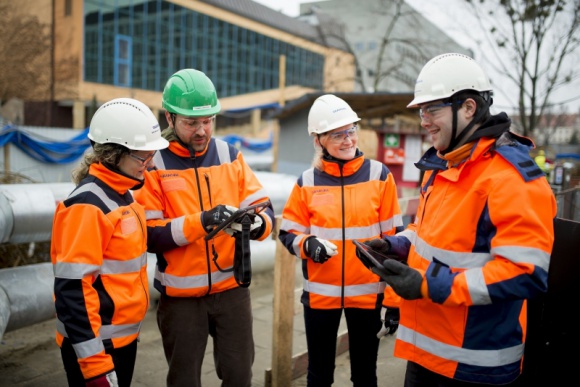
xmin=162 ymin=69 xmax=221 ymax=117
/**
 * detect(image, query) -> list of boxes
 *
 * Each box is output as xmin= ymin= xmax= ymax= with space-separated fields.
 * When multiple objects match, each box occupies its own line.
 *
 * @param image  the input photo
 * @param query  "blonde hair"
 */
xmin=71 ymin=143 xmax=127 ymax=185
xmin=311 ymin=135 xmax=327 ymax=170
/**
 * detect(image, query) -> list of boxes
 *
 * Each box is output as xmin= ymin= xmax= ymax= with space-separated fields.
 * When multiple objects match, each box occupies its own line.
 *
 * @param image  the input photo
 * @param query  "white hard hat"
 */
xmin=88 ymin=98 xmax=169 ymax=151
xmin=407 ymin=53 xmax=493 ymax=108
xmin=307 ymin=94 xmax=360 ymax=136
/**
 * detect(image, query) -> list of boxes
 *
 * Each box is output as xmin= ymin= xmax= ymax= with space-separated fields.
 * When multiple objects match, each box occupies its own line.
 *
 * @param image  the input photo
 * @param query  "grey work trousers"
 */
xmin=157 ymin=286 xmax=254 ymax=387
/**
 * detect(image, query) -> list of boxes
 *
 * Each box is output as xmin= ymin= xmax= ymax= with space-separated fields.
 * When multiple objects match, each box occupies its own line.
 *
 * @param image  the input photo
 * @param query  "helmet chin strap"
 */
xmin=440 ymin=96 xmax=491 ymax=155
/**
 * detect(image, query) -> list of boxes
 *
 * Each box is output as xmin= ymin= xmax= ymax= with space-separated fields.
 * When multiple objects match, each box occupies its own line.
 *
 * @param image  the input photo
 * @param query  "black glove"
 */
xmin=201 ymin=204 xmax=237 ymax=233
xmin=377 ymin=259 xmax=423 ymax=300
xmin=376 ymin=307 xmax=399 ymax=338
xmin=365 ymin=238 xmax=391 ymax=256
xmin=86 ymin=370 xmax=118 ymax=387
xmin=305 ymin=236 xmax=338 ymax=264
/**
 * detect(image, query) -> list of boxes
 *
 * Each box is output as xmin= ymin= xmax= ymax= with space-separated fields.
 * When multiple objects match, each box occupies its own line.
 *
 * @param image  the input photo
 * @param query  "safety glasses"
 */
xmin=129 ymin=151 xmax=156 ymax=165
xmin=327 ymin=125 xmax=358 ymax=143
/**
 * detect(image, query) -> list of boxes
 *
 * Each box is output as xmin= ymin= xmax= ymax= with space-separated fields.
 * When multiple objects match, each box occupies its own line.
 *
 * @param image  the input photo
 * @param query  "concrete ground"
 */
xmin=0 ymin=263 xmax=406 ymax=387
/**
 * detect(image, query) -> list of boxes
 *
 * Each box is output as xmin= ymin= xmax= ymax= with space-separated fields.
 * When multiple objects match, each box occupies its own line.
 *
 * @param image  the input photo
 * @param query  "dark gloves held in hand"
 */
xmin=201 ymin=204 xmax=237 ymax=232
xmin=305 ymin=236 xmax=338 ymax=263
xmin=86 ymin=371 xmax=118 ymax=387
xmin=378 ymin=259 xmax=423 ymax=300
xmin=377 ymin=306 xmax=400 ymax=338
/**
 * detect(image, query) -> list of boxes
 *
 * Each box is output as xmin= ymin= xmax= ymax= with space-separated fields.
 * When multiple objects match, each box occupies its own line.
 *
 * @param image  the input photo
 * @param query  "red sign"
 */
xmin=383 ymin=148 xmax=405 ymax=165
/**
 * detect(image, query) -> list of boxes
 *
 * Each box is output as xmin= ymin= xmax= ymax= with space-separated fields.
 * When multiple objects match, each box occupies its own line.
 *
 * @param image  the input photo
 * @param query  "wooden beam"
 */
xmin=269 ymin=216 xmax=295 ymax=387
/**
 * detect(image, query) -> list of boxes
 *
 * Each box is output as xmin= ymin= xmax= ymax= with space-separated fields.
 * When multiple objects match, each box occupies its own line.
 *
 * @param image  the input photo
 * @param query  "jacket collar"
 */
xmin=167 ymin=138 xmax=211 ymax=158
xmin=416 ymin=112 xmax=513 ymax=172
xmin=320 ymin=149 xmax=365 ymax=177
xmin=89 ymin=162 xmax=143 ymax=194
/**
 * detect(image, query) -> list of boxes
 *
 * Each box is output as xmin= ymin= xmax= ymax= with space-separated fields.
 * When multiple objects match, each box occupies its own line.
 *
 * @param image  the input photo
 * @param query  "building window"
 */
xmin=83 ymin=0 xmax=324 ymax=97
xmin=115 ymin=35 xmax=132 ymax=87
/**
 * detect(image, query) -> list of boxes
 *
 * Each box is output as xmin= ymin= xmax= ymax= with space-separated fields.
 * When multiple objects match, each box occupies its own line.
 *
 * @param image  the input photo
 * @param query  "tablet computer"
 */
xmin=352 ymin=239 xmax=386 ymax=271
xmin=204 ymin=200 xmax=271 ymax=240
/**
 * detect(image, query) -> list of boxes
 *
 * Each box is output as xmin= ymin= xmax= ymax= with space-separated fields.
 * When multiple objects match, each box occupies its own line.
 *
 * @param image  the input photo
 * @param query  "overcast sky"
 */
xmin=253 ymin=0 xmax=580 ymax=114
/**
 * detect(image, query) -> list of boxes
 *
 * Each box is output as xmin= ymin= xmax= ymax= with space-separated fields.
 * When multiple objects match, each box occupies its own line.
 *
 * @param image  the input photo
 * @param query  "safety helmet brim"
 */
xmin=162 ymin=69 xmax=221 ymax=117
xmin=308 ymin=94 xmax=360 ymax=136
xmin=407 ymin=53 xmax=493 ymax=109
xmin=89 ymin=98 xmax=169 ymax=151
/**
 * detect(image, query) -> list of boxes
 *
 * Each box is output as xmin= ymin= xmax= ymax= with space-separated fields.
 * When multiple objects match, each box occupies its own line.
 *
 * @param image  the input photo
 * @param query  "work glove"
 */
xmin=376 ymin=306 xmax=399 ymax=338
xmin=86 ymin=370 xmax=119 ymax=387
xmin=304 ymin=236 xmax=338 ymax=264
xmin=365 ymin=238 xmax=391 ymax=257
xmin=378 ymin=259 xmax=423 ymax=300
xmin=354 ymin=238 xmax=393 ymax=266
xmin=201 ymin=204 xmax=238 ymax=233
xmin=225 ymin=214 xmax=265 ymax=240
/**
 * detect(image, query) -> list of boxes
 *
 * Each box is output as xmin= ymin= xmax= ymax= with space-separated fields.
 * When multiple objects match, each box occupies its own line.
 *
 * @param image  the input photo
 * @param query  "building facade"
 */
xmin=3 ymin=0 xmax=355 ymax=128
xmin=299 ymin=0 xmax=473 ymax=93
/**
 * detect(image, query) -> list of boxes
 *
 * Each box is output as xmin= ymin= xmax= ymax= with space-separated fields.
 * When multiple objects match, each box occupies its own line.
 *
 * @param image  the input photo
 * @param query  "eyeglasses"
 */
xmin=327 ymin=125 xmax=358 ymax=143
xmin=129 ymin=151 xmax=156 ymax=165
xmin=419 ymin=101 xmax=462 ymax=119
xmin=177 ymin=115 xmax=216 ymax=131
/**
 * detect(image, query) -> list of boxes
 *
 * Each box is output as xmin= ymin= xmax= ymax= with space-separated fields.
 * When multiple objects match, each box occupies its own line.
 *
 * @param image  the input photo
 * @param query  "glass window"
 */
xmin=83 ymin=0 xmax=324 ymax=97
xmin=115 ymin=35 xmax=132 ymax=87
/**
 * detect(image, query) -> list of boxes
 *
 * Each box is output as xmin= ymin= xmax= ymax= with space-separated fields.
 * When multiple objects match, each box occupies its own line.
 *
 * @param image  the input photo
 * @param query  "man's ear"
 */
xmin=164 ymin=111 xmax=173 ymax=128
xmin=463 ymin=98 xmax=477 ymax=118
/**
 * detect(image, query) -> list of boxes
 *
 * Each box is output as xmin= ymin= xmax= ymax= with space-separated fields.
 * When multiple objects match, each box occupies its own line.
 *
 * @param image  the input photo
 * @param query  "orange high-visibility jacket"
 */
xmin=279 ymin=152 xmax=403 ymax=310
xmin=133 ymin=138 xmax=274 ymax=297
xmin=51 ymin=162 xmax=150 ymax=380
xmin=391 ymin=124 xmax=557 ymax=385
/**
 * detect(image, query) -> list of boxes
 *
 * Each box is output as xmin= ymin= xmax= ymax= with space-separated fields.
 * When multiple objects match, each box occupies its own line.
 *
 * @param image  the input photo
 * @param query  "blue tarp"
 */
xmin=220 ymin=131 xmax=273 ymax=153
xmin=0 ymin=123 xmax=274 ymax=164
xmin=0 ymin=124 xmax=91 ymax=164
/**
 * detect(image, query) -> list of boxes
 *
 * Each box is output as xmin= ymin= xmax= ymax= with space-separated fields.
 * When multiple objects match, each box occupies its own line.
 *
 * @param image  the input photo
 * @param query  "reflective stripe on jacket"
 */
xmin=395 ymin=127 xmax=557 ymax=385
xmin=279 ymin=152 xmax=403 ymax=310
xmin=133 ymin=137 xmax=274 ymax=297
xmin=51 ymin=162 xmax=150 ymax=380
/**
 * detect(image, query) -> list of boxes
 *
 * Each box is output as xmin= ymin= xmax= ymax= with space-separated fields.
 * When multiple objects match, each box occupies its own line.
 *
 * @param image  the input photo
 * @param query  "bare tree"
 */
xmin=0 ymin=3 xmax=52 ymax=106
xmin=306 ymin=0 xmax=439 ymax=93
xmin=464 ymin=0 xmax=580 ymax=137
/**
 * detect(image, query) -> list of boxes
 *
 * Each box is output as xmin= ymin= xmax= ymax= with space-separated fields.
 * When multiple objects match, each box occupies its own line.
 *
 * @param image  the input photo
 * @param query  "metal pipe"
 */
xmin=0 ymin=183 xmax=74 ymax=244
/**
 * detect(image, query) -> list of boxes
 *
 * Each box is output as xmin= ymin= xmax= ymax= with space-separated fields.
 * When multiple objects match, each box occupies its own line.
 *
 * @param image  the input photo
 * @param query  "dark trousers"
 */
xmin=303 ymin=305 xmax=382 ymax=387
xmin=404 ymin=361 xmax=522 ymax=387
xmin=60 ymin=337 xmax=137 ymax=387
xmin=157 ymin=287 xmax=254 ymax=387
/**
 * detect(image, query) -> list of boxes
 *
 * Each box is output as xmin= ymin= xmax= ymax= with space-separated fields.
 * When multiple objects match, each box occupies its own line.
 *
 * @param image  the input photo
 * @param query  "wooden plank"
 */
xmin=270 ymin=216 xmax=295 ymax=387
